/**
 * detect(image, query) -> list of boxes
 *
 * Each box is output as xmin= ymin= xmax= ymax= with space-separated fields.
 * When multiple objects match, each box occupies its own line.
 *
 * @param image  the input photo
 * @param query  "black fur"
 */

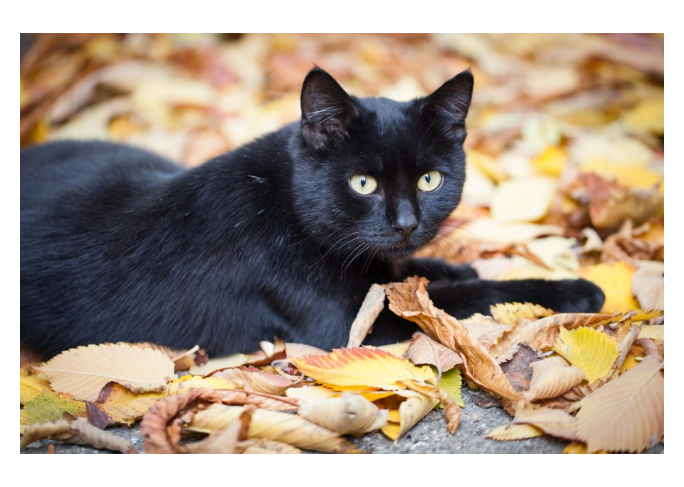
xmin=20 ymin=68 xmax=604 ymax=358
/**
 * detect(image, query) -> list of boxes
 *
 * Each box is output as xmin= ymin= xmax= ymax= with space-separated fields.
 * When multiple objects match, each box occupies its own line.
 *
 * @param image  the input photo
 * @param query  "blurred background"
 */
xmin=20 ymin=33 xmax=664 ymax=313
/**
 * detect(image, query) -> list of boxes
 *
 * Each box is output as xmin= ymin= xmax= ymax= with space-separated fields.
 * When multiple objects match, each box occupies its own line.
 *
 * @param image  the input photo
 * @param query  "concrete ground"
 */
xmin=21 ymin=388 xmax=664 ymax=454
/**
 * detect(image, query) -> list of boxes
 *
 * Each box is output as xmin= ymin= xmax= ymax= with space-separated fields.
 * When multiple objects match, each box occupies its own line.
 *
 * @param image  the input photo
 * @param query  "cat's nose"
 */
xmin=393 ymin=203 xmax=418 ymax=240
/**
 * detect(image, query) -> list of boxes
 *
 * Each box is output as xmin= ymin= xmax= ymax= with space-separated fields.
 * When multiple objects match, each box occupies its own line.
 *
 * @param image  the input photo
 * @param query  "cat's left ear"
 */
xmin=300 ymin=67 xmax=359 ymax=150
xmin=421 ymin=69 xmax=474 ymax=142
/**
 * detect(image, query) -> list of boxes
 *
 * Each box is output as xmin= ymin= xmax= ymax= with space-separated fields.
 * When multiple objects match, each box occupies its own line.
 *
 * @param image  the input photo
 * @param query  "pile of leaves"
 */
xmin=20 ymin=34 xmax=664 ymax=453
xmin=20 ymin=280 xmax=663 ymax=453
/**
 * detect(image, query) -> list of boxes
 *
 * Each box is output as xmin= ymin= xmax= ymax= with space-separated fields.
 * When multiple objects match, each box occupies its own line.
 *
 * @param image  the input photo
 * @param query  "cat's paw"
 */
xmin=554 ymin=278 xmax=605 ymax=313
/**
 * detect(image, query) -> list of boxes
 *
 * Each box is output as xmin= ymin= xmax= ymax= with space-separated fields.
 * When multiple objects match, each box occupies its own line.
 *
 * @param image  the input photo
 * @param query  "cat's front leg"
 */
xmin=426 ymin=278 xmax=605 ymax=319
xmin=397 ymin=258 xmax=478 ymax=282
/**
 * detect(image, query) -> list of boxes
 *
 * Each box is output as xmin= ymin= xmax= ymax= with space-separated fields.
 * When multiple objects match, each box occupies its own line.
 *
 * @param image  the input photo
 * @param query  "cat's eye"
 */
xmin=349 ymin=175 xmax=378 ymax=195
xmin=417 ymin=171 xmax=442 ymax=192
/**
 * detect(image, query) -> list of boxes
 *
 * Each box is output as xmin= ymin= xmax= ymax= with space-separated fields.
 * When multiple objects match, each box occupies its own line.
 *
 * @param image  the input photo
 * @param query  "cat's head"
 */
xmin=291 ymin=67 xmax=473 ymax=263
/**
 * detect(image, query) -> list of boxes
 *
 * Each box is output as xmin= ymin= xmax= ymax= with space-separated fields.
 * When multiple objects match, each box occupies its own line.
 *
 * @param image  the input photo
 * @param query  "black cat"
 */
xmin=20 ymin=68 xmax=604 ymax=358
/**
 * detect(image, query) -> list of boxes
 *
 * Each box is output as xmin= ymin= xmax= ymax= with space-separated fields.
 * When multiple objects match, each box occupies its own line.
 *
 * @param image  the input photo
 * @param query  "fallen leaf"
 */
xmin=490 ymin=176 xmax=557 ymax=223
xmin=513 ymin=405 xmax=579 ymax=441
xmin=500 ymin=344 xmax=541 ymax=392
xmin=209 ymin=366 xmax=298 ymax=395
xmin=95 ymin=382 xmax=168 ymax=426
xmin=285 ymin=343 xmax=328 ymax=360
xmin=20 ymin=392 xmax=86 ymax=425
xmin=21 ymin=416 xmax=136 ymax=453
xmin=632 ymin=261 xmax=664 ymax=312
xmin=38 ymin=343 xmax=175 ymax=401
xmin=405 ymin=332 xmax=463 ymax=380
xmin=436 ymin=367 xmax=465 ymax=408
xmin=490 ymin=302 xmax=554 ymax=325
xmin=577 ymin=262 xmax=640 ymax=313
xmin=562 ymin=442 xmax=609 ymax=454
xmin=189 ymin=353 xmax=249 ymax=375
xmin=386 ymin=277 xmax=522 ymax=401
xmin=552 ymin=327 xmax=619 ymax=384
xmin=347 ymin=283 xmax=386 ymax=348
xmin=298 ymin=391 xmax=388 ymax=435
xmin=240 ymin=438 xmax=302 ymax=454
xmin=459 ymin=314 xmax=512 ymax=349
xmin=575 ymin=356 xmax=664 ymax=453
xmin=639 ymin=325 xmax=664 ymax=341
xmin=20 ymin=373 xmax=53 ymax=405
xmin=245 ymin=339 xmax=287 ymax=366
xmin=291 ymin=346 xmax=436 ymax=391
xmin=285 ymin=385 xmax=337 ymax=401
xmin=524 ymin=356 xmax=585 ymax=402
xmin=485 ymin=423 xmax=544 ymax=441
xmin=380 ymin=390 xmax=440 ymax=440
xmin=375 ymin=341 xmax=412 ymax=358
xmin=168 ymin=375 xmax=237 ymax=395
xmin=184 ymin=407 xmax=252 ymax=454
xmin=188 ymin=404 xmax=362 ymax=453
xmin=400 ymin=380 xmax=461 ymax=434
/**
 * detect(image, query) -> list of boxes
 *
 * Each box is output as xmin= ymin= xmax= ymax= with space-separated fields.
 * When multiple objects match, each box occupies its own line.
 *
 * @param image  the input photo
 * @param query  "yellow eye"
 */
xmin=417 ymin=171 xmax=442 ymax=192
xmin=350 ymin=174 xmax=378 ymax=195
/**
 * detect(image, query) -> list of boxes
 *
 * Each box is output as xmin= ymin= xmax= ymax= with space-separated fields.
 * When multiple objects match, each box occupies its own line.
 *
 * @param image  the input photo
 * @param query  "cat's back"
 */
xmin=21 ymin=140 xmax=181 ymax=208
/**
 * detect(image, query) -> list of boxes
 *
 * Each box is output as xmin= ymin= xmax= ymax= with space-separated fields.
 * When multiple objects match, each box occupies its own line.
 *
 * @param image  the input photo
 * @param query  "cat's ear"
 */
xmin=300 ymin=67 xmax=359 ymax=150
xmin=421 ymin=69 xmax=474 ymax=142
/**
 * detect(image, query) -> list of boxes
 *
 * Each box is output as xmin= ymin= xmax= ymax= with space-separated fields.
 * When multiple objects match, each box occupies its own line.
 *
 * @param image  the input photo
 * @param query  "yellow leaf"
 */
xmin=376 ymin=341 xmax=411 ymax=358
xmin=575 ymin=356 xmax=664 ymax=453
xmin=513 ymin=405 xmax=579 ymax=441
xmin=563 ymin=442 xmax=609 ymax=454
xmin=38 ymin=343 xmax=176 ymax=401
xmin=291 ymin=347 xmax=436 ymax=390
xmin=188 ymin=404 xmax=362 ymax=453
xmin=581 ymin=159 xmax=662 ymax=189
xmin=285 ymin=385 xmax=337 ymax=401
xmin=168 ymin=375 xmax=237 ymax=395
xmin=490 ymin=176 xmax=557 ymax=223
xmin=532 ymin=146 xmax=567 ymax=177
xmin=624 ymin=96 xmax=664 ymax=134
xmin=96 ymin=383 xmax=168 ymax=426
xmin=552 ymin=327 xmax=619 ymax=384
xmin=485 ymin=423 xmax=544 ymax=441
xmin=620 ymin=354 xmax=640 ymax=375
xmin=20 ymin=373 xmax=53 ymax=405
xmin=490 ymin=302 xmax=554 ymax=326
xmin=639 ymin=325 xmax=664 ymax=341
xmin=467 ymin=149 xmax=507 ymax=182
xmin=577 ymin=262 xmax=640 ymax=313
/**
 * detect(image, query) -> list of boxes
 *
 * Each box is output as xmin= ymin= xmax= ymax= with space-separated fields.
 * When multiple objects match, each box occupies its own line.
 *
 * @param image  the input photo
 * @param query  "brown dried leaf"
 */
xmin=386 ymin=277 xmax=522 ymax=402
xmin=632 ymin=261 xmax=664 ymax=312
xmin=286 ymin=343 xmax=328 ymax=359
xmin=94 ymin=382 xmax=168 ymax=426
xmin=38 ymin=343 xmax=175 ymax=401
xmin=524 ymin=356 xmax=585 ymax=402
xmin=405 ymin=332 xmax=463 ymax=380
xmin=459 ymin=314 xmax=512 ymax=349
xmin=347 ymin=283 xmax=386 ymax=348
xmin=500 ymin=344 xmax=541 ymax=393
xmin=21 ymin=416 xmax=136 ymax=453
xmin=513 ymin=405 xmax=580 ymax=441
xmin=298 ymin=391 xmax=388 ymax=435
xmin=575 ymin=356 xmax=664 ymax=453
xmin=189 ymin=353 xmax=249 ymax=375
xmin=210 ymin=366 xmax=298 ymax=395
xmin=183 ymin=407 xmax=253 ymax=454
xmin=240 ymin=438 xmax=302 ymax=454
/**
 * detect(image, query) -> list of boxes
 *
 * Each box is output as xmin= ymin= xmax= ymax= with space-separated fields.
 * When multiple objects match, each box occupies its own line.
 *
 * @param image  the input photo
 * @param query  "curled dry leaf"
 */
xmin=405 ymin=332 xmax=463 ymax=380
xmin=210 ymin=366 xmax=298 ymax=395
xmin=347 ymin=283 xmax=386 ymax=348
xmin=552 ymin=327 xmax=619 ymax=384
xmin=188 ymin=404 xmax=363 ymax=453
xmin=298 ymin=391 xmax=388 ymax=435
xmin=490 ymin=302 xmax=554 ymax=326
xmin=459 ymin=314 xmax=512 ymax=349
xmin=291 ymin=346 xmax=435 ymax=391
xmin=141 ymin=388 xmax=299 ymax=453
xmin=386 ymin=277 xmax=522 ymax=402
xmin=637 ymin=338 xmax=664 ymax=363
xmin=485 ymin=423 xmax=544 ymax=441
xmin=21 ymin=416 xmax=136 ymax=453
xmin=575 ymin=356 xmax=664 ymax=453
xmin=38 ymin=343 xmax=176 ymax=401
xmin=524 ymin=356 xmax=584 ymax=402
xmin=183 ymin=407 xmax=253 ymax=454
xmin=500 ymin=344 xmax=541 ymax=392
xmin=399 ymin=380 xmax=461 ymax=434
xmin=513 ymin=405 xmax=579 ymax=441
xmin=380 ymin=390 xmax=439 ymax=441
xmin=245 ymin=338 xmax=287 ymax=366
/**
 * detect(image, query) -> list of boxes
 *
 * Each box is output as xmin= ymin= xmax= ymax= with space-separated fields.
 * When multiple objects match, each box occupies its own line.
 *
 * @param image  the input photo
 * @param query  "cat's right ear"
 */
xmin=300 ymin=67 xmax=359 ymax=150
